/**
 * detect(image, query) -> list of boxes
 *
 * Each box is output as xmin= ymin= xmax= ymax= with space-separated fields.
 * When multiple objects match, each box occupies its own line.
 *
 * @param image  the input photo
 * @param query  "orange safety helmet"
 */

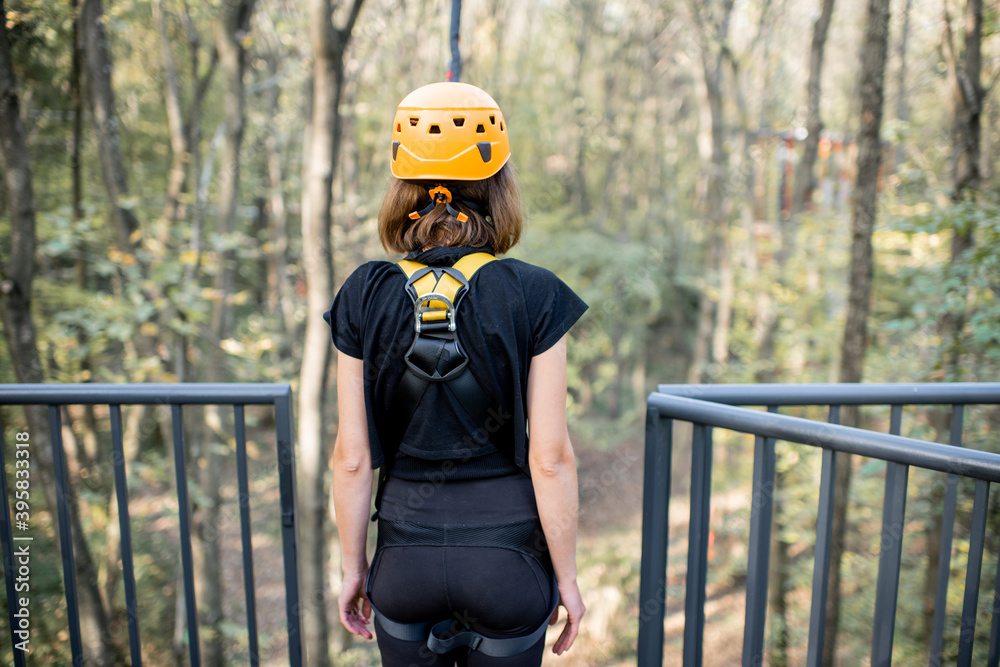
xmin=391 ymin=82 xmax=511 ymax=181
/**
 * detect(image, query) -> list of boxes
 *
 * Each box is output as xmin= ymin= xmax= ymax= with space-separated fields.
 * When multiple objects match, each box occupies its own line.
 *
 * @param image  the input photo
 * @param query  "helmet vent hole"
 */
xmin=489 ymin=115 xmax=496 ymax=125
xmin=453 ymin=117 xmax=465 ymax=127
xmin=396 ymin=123 xmax=402 ymax=132
xmin=476 ymin=124 xmax=486 ymax=133
xmin=409 ymin=117 xmax=419 ymax=126
xmin=428 ymin=124 xmax=441 ymax=134
xmin=500 ymin=122 xmax=504 ymax=132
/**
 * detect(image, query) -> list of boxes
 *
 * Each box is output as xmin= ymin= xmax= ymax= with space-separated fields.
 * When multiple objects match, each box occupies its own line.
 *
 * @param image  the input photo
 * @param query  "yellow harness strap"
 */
xmin=398 ymin=252 xmax=495 ymax=322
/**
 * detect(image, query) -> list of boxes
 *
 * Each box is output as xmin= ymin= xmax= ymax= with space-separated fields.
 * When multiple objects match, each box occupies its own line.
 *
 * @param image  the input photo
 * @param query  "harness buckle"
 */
xmin=413 ymin=292 xmax=457 ymax=333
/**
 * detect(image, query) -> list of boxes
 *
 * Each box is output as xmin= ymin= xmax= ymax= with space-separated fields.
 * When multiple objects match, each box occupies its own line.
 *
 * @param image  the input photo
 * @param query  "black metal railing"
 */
xmin=0 ymin=384 xmax=301 ymax=667
xmin=638 ymin=383 xmax=1000 ymax=667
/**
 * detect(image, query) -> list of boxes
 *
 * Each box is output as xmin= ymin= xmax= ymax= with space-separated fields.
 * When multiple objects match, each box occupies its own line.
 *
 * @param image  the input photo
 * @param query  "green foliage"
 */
xmin=518 ymin=216 xmax=689 ymax=420
xmin=883 ymin=196 xmax=1000 ymax=382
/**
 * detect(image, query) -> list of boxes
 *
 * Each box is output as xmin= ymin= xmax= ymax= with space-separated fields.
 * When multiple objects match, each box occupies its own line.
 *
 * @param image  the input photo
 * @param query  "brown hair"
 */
xmin=378 ymin=163 xmax=522 ymax=255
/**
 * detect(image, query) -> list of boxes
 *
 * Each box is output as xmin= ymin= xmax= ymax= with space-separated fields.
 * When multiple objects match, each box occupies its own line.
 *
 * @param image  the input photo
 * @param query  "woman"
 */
xmin=326 ymin=82 xmax=587 ymax=666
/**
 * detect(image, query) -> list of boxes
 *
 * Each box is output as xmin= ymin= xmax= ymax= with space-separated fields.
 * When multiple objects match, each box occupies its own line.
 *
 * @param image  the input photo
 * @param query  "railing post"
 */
xmin=742 ymin=428 xmax=776 ymax=667
xmin=274 ymin=390 xmax=303 ymax=667
xmin=931 ymin=404 xmax=963 ymax=666
xmin=171 ymin=405 xmax=201 ymax=666
xmin=684 ymin=424 xmax=713 ymax=667
xmin=638 ymin=407 xmax=672 ymax=667
xmin=871 ymin=461 xmax=909 ymax=667
xmin=806 ymin=405 xmax=840 ymax=666
xmin=957 ymin=479 xmax=989 ymax=667
xmin=988 ymin=546 xmax=1000 ymax=667
xmin=48 ymin=405 xmax=84 ymax=663
xmin=110 ymin=404 xmax=143 ymax=666
xmin=807 ymin=446 xmax=837 ymax=667
xmin=234 ymin=405 xmax=260 ymax=666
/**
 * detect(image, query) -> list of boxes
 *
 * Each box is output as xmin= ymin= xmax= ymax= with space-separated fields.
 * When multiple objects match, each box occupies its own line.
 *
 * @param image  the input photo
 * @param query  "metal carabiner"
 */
xmin=413 ymin=292 xmax=457 ymax=333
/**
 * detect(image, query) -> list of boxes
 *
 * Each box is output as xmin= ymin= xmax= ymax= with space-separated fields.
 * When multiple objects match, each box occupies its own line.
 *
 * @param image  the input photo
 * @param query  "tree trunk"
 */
xmin=210 ymin=1 xmax=254 ymax=348
xmin=153 ymin=0 xmax=190 ymax=227
xmin=80 ymin=0 xmax=140 ymax=253
xmin=570 ymin=3 xmax=593 ymax=218
xmin=72 ymin=0 xmax=122 ymax=628
xmin=253 ymin=196 xmax=268 ymax=309
xmin=894 ymin=0 xmax=914 ymax=170
xmin=687 ymin=251 xmax=715 ymax=384
xmin=488 ymin=0 xmax=507 ymax=89
xmin=824 ymin=1 xmax=891 ymax=663
xmin=711 ymin=237 xmax=733 ymax=366
xmin=190 ymin=4 xmax=257 ymax=665
xmin=70 ymin=0 xmax=101 ymax=469
xmin=687 ymin=0 xmax=735 ymax=384
xmin=71 ymin=0 xmax=86 ymax=285
xmin=261 ymin=50 xmax=296 ymax=339
xmin=0 ymin=0 xmax=43 ymax=510
xmin=163 ymin=7 xmax=218 ymax=653
xmin=751 ymin=37 xmax=774 ymax=373
xmin=752 ymin=2 xmax=837 ymax=647
xmin=0 ymin=6 xmax=116 ymax=664
xmin=791 ymin=0 xmax=836 ymax=217
xmin=945 ymin=0 xmax=983 ymax=204
xmin=982 ymin=94 xmax=996 ymax=183
xmin=701 ymin=28 xmax=728 ymax=367
xmin=757 ymin=0 xmax=835 ymax=382
xmin=298 ymin=1 xmax=366 ymax=663
xmin=180 ymin=1 xmax=218 ymax=253
xmin=922 ymin=3 xmax=984 ymax=652
xmin=81 ymin=0 xmax=164 ymax=403
xmin=938 ymin=0 xmax=983 ymax=379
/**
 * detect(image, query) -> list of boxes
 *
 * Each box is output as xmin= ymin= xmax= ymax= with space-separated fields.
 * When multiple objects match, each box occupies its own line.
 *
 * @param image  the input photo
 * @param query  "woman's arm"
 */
xmin=332 ymin=351 xmax=375 ymax=639
xmin=527 ymin=334 xmax=585 ymax=655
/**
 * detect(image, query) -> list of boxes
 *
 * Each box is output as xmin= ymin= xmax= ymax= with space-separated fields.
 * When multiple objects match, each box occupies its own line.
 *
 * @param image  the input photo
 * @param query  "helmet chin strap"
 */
xmin=408 ymin=185 xmax=492 ymax=226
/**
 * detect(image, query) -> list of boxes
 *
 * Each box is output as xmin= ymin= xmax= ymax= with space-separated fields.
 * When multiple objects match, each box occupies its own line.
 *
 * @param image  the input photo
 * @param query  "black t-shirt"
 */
xmin=325 ymin=246 xmax=588 ymax=476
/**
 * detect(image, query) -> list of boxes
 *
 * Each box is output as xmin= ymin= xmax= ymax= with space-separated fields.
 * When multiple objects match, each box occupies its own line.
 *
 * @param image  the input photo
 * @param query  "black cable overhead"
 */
xmin=447 ymin=0 xmax=462 ymax=81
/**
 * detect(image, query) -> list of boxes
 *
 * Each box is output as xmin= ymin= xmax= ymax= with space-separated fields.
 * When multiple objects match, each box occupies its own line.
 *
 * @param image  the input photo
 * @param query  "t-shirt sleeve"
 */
xmin=323 ymin=265 xmax=368 ymax=359
xmin=521 ymin=264 xmax=589 ymax=355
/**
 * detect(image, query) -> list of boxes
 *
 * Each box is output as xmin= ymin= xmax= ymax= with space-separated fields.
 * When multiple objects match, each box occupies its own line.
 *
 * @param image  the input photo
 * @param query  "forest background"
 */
xmin=0 ymin=0 xmax=998 ymax=665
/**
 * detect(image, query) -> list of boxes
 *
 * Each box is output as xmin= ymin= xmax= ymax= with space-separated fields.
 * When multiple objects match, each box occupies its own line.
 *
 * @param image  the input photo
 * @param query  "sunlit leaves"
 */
xmin=882 ymin=196 xmax=1000 ymax=381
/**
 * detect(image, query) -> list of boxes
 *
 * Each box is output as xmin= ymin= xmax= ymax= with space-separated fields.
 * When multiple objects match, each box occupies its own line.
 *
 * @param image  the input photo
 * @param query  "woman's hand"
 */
xmin=338 ymin=569 xmax=373 ymax=640
xmin=548 ymin=579 xmax=585 ymax=655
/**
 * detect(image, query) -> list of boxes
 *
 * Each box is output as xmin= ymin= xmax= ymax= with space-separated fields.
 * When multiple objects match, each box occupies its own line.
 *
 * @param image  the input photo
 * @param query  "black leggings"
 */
xmin=369 ymin=474 xmax=553 ymax=667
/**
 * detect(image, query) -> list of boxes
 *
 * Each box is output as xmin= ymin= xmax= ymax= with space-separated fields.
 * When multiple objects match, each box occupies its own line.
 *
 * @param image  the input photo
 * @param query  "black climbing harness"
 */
xmin=386 ymin=249 xmax=498 ymax=437
xmin=375 ymin=251 xmax=498 ymax=515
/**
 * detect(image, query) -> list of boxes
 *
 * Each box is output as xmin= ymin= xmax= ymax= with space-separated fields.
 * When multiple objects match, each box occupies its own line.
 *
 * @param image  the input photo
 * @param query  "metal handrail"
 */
xmin=656 ymin=382 xmax=1000 ymax=405
xmin=0 ymin=383 xmax=302 ymax=667
xmin=647 ymin=392 xmax=1000 ymax=482
xmin=0 ymin=383 xmax=290 ymax=405
xmin=639 ymin=385 xmax=1000 ymax=667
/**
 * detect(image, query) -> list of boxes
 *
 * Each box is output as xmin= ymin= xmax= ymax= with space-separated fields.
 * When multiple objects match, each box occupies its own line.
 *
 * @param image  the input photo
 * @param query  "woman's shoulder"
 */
xmin=341 ymin=259 xmax=407 ymax=289
xmin=489 ymin=257 xmax=564 ymax=283
xmin=346 ymin=258 xmax=402 ymax=276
